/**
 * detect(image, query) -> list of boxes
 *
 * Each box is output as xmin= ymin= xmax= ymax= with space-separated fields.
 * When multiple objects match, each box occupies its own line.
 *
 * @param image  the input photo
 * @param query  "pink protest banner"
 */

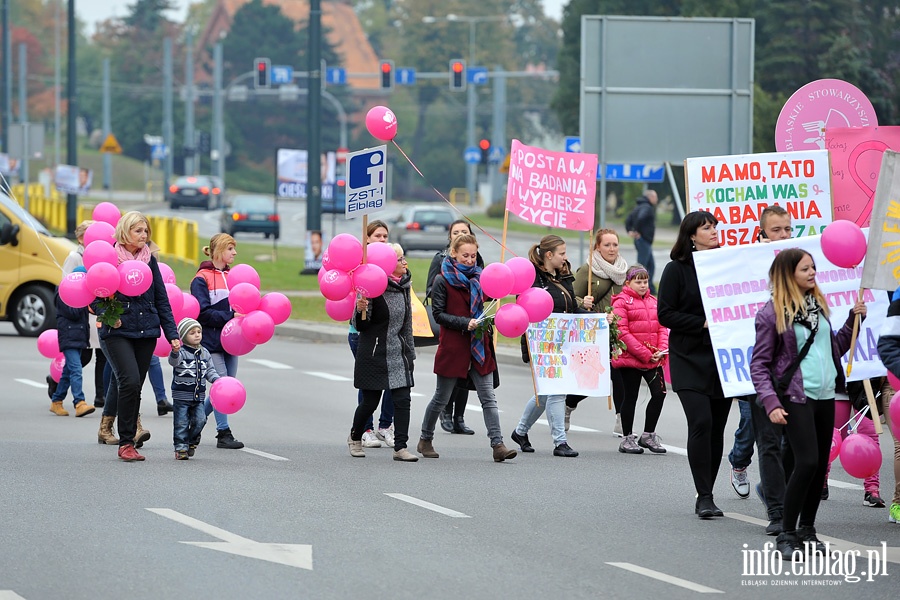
xmin=775 ymin=79 xmax=876 ymax=153
xmin=826 ymin=126 xmax=900 ymax=227
xmin=505 ymin=139 xmax=597 ymax=231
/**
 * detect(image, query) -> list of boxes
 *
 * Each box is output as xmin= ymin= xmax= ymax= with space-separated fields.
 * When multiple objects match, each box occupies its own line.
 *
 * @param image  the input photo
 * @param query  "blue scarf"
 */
xmin=441 ymin=256 xmax=486 ymax=365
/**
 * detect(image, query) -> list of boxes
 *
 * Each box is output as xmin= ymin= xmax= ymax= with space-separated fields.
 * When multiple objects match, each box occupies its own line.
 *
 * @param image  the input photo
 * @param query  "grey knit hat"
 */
xmin=177 ymin=317 xmax=202 ymax=342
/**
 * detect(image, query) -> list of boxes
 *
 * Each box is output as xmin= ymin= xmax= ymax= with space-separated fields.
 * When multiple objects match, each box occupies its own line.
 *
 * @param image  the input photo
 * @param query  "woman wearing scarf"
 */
xmin=416 ymin=234 xmax=517 ymax=462
xmin=569 ymin=228 xmax=629 ymax=433
xmin=95 ymin=211 xmax=180 ymax=462
xmin=750 ymin=248 xmax=866 ymax=559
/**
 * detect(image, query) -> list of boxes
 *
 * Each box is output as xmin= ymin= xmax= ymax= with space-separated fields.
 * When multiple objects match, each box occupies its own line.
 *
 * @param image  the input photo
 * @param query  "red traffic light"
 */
xmin=479 ymin=139 xmax=491 ymax=151
xmin=452 ymin=61 xmax=464 ymax=73
xmin=381 ymin=63 xmax=391 ymax=73
xmin=379 ymin=60 xmax=394 ymax=90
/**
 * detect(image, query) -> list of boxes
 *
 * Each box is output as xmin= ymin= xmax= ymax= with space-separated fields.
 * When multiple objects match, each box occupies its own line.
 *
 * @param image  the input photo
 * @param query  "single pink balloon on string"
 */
xmin=506 ymin=257 xmax=536 ymax=295
xmin=517 ymin=287 xmax=554 ymax=323
xmin=828 ymin=427 xmax=842 ymax=463
xmin=82 ymin=240 xmax=118 ymax=270
xmin=180 ymin=293 xmax=200 ymax=320
xmin=220 ymin=317 xmax=256 ymax=356
xmin=839 ymin=433 xmax=882 ymax=479
xmin=209 ymin=377 xmax=247 ymax=414
xmin=821 ymin=220 xmax=867 ymax=268
xmin=157 ymin=262 xmax=176 ymax=284
xmin=366 ymin=242 xmax=398 ymax=276
xmin=365 ymin=105 xmax=398 ymax=141
xmin=352 ymin=264 xmax=388 ymax=297
xmin=326 ymin=292 xmax=356 ymax=321
xmin=91 ymin=202 xmax=121 ymax=228
xmin=117 ymin=260 xmax=153 ymax=296
xmin=84 ymin=221 xmax=116 ymax=246
xmin=49 ymin=354 xmax=66 ymax=382
xmin=481 ymin=263 xmax=515 ymax=298
xmin=494 ymin=303 xmax=530 ymax=337
xmin=229 ymin=282 xmax=261 ymax=313
xmin=890 ymin=391 xmax=900 ymax=440
xmin=86 ymin=262 xmax=120 ymax=297
xmin=37 ymin=329 xmax=60 ymax=359
xmin=259 ymin=292 xmax=292 ymax=324
xmin=320 ymin=269 xmax=353 ymax=301
xmin=59 ymin=272 xmax=94 ymax=308
xmin=228 ymin=264 xmax=261 ymax=289
xmin=241 ymin=310 xmax=275 ymax=345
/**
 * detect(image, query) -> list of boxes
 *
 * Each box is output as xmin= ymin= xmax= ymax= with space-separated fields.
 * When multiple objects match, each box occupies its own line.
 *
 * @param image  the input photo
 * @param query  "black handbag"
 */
xmin=770 ymin=327 xmax=817 ymax=397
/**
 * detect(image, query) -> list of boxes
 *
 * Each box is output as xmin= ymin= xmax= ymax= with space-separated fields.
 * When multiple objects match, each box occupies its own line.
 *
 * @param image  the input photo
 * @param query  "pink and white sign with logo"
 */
xmin=505 ymin=139 xmax=597 ymax=231
xmin=775 ymin=79 xmax=876 ymax=153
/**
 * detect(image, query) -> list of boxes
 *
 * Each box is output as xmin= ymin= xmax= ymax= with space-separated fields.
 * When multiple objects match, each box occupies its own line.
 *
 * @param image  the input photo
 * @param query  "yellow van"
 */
xmin=0 ymin=193 xmax=75 ymax=336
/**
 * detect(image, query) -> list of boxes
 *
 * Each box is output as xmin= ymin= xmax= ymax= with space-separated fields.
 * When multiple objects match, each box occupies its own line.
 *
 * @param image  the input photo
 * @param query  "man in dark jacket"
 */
xmin=625 ymin=190 xmax=658 ymax=294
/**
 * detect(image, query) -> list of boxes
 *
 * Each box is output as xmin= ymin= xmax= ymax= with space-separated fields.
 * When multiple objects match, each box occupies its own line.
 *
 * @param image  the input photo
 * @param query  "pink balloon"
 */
xmin=890 ymin=391 xmax=900 ymax=440
xmin=259 ymin=292 xmax=292 ymax=325
xmin=209 ymin=376 xmax=247 ymax=414
xmin=321 ymin=249 xmax=334 ymax=271
xmin=153 ymin=329 xmax=171 ymax=357
xmin=327 ymin=233 xmax=364 ymax=272
xmin=49 ymin=354 xmax=66 ymax=382
xmin=86 ymin=262 xmax=120 ymax=298
xmin=117 ymin=260 xmax=153 ymax=296
xmin=228 ymin=264 xmax=261 ymax=289
xmin=165 ymin=283 xmax=183 ymax=315
xmin=229 ymin=282 xmax=261 ymax=313
xmin=320 ymin=269 xmax=353 ymax=301
xmin=91 ymin=202 xmax=121 ymax=228
xmin=157 ymin=262 xmax=176 ymax=285
xmin=241 ymin=310 xmax=275 ymax=345
xmin=37 ymin=329 xmax=60 ymax=359
xmin=366 ymin=242 xmax=398 ymax=276
xmin=59 ymin=272 xmax=94 ymax=308
xmin=82 ymin=240 xmax=118 ymax=270
xmin=83 ymin=221 xmax=116 ymax=247
xmin=839 ymin=433 xmax=883 ymax=479
xmin=828 ymin=427 xmax=842 ymax=463
xmin=317 ymin=266 xmax=327 ymax=284
xmin=888 ymin=371 xmax=900 ymax=392
xmin=365 ymin=105 xmax=398 ymax=141
xmin=221 ymin=317 xmax=256 ymax=356
xmin=517 ymin=287 xmax=554 ymax=323
xmin=821 ymin=220 xmax=867 ymax=268
xmin=352 ymin=263 xmax=388 ymax=297
xmin=494 ymin=303 xmax=530 ymax=338
xmin=180 ymin=293 xmax=200 ymax=320
xmin=326 ymin=292 xmax=356 ymax=321
xmin=506 ymin=257 xmax=536 ymax=295
xmin=481 ymin=262 xmax=515 ymax=299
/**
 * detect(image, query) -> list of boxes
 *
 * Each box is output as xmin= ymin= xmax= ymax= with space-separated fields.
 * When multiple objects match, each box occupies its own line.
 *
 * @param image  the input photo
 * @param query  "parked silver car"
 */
xmin=390 ymin=205 xmax=457 ymax=251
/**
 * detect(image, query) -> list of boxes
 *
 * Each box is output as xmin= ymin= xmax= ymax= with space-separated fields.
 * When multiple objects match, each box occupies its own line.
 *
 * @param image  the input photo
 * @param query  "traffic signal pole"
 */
xmin=307 ymin=0 xmax=322 ymax=232
xmin=65 ymin=0 xmax=77 ymax=235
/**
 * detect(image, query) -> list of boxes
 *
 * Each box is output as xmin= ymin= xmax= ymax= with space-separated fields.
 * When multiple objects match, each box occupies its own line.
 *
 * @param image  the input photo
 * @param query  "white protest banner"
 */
xmin=861 ymin=150 xmax=900 ymax=292
xmin=525 ymin=313 xmax=610 ymax=396
xmin=694 ymin=233 xmax=887 ymax=397
xmin=686 ymin=150 xmax=832 ymax=246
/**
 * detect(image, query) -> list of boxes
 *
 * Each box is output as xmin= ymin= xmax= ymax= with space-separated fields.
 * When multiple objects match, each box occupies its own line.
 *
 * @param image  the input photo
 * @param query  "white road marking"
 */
xmin=241 ymin=448 xmax=290 ymax=461
xmin=0 ymin=592 xmax=28 ymax=600
xmin=535 ymin=418 xmax=598 ymax=433
xmin=384 ymin=493 xmax=472 ymax=518
xmin=247 ymin=359 xmax=293 ymax=370
xmin=828 ymin=478 xmax=864 ymax=490
xmin=304 ymin=371 xmax=351 ymax=382
xmin=606 ymin=562 xmax=723 ymax=593
xmin=15 ymin=379 xmax=46 ymax=389
xmin=147 ymin=508 xmax=312 ymax=569
xmin=411 ymin=392 xmax=425 ymax=397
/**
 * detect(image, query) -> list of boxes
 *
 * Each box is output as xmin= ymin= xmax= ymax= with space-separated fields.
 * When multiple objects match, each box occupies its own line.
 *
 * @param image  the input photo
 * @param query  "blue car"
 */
xmin=221 ymin=194 xmax=280 ymax=239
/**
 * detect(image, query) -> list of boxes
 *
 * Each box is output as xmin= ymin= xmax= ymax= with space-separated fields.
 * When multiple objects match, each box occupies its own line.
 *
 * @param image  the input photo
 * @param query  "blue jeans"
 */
xmin=204 ymin=351 xmax=237 ymax=431
xmin=52 ymin=348 xmax=85 ymax=406
xmin=421 ymin=370 xmax=503 ymax=446
xmin=173 ymin=400 xmax=207 ymax=451
xmin=148 ymin=355 xmax=168 ymax=402
xmin=729 ymin=397 xmax=755 ymax=470
xmin=516 ymin=394 xmax=567 ymax=446
xmin=348 ymin=332 xmax=394 ymax=430
xmin=634 ymin=236 xmax=656 ymax=294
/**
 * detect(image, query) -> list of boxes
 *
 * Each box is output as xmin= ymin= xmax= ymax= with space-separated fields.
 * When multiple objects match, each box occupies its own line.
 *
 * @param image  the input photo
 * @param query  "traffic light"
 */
xmin=449 ymin=59 xmax=466 ymax=91
xmin=254 ymin=57 xmax=270 ymax=89
xmin=479 ymin=139 xmax=491 ymax=165
xmin=379 ymin=60 xmax=394 ymax=90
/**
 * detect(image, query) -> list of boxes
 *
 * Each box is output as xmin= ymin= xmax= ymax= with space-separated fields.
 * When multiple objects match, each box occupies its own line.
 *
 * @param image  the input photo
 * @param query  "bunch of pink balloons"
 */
xmin=821 ymin=220 xmax=867 ymax=268
xmin=479 ymin=256 xmax=554 ymax=337
xmin=37 ymin=329 xmax=69 ymax=380
xmin=319 ymin=235 xmax=398 ymax=322
xmin=219 ymin=264 xmax=292 ymax=356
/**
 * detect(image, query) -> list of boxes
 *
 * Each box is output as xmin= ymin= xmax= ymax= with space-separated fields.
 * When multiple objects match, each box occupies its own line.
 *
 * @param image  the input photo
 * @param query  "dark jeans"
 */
xmin=750 ymin=398 xmax=786 ymax=521
xmin=678 ymin=390 xmax=731 ymax=499
xmin=567 ymin=367 xmax=625 ymax=412
xmin=634 ymin=237 xmax=656 ymax=294
xmin=348 ymin=332 xmax=394 ymax=430
xmin=442 ymin=385 xmax=470 ymax=418
xmin=619 ymin=366 xmax=666 ymax=436
xmin=352 ymin=387 xmax=411 ymax=451
xmin=728 ymin=397 xmax=755 ymax=469
xmin=173 ymin=400 xmax=207 ymax=451
xmin=782 ymin=398 xmax=834 ymax=532
xmin=103 ymin=336 xmax=155 ymax=446
xmin=100 ymin=338 xmax=118 ymax=418
xmin=93 ymin=348 xmax=107 ymax=402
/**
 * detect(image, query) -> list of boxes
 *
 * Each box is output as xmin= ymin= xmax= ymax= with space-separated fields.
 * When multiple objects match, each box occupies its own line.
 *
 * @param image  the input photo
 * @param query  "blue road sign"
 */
xmin=565 ymin=136 xmax=581 ymax=153
xmin=325 ymin=67 xmax=347 ymax=85
xmin=464 ymin=146 xmax=481 ymax=164
xmin=603 ymin=164 xmax=666 ymax=183
xmin=346 ymin=145 xmax=388 ymax=218
xmin=488 ymin=145 xmax=505 ymax=164
xmin=395 ymin=68 xmax=416 ymax=85
xmin=150 ymin=144 xmax=168 ymax=160
xmin=271 ymin=65 xmax=293 ymax=85
xmin=468 ymin=67 xmax=488 ymax=85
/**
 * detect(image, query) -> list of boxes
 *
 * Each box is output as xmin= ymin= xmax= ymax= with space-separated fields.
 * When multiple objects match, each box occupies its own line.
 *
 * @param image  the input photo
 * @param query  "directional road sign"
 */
xmin=565 ymin=136 xmax=581 ymax=153
xmin=271 ymin=65 xmax=293 ymax=85
xmin=468 ymin=67 xmax=488 ymax=85
xmin=395 ymin=68 xmax=416 ymax=85
xmin=464 ymin=146 xmax=481 ymax=164
xmin=488 ymin=145 xmax=505 ymax=164
xmin=603 ymin=164 xmax=666 ymax=183
xmin=150 ymin=144 xmax=168 ymax=160
xmin=325 ymin=67 xmax=347 ymax=85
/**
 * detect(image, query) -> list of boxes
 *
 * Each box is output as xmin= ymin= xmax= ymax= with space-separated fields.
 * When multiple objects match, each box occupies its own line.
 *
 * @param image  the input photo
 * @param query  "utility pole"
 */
xmin=1 ymin=0 xmax=9 ymax=153
xmin=66 ymin=0 xmax=77 ymax=235
xmin=212 ymin=42 xmax=224 ymax=184
xmin=162 ymin=37 xmax=173 ymax=188
xmin=307 ymin=0 xmax=322 ymax=232
xmin=54 ymin=0 xmax=61 ymax=167
xmin=18 ymin=43 xmax=29 ymax=209
xmin=102 ymin=58 xmax=111 ymax=190
xmin=183 ymin=31 xmax=194 ymax=176
xmin=490 ymin=66 xmax=506 ymax=205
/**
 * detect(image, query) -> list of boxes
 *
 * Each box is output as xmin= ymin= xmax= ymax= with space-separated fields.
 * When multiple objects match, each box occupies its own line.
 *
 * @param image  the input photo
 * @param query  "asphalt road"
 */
xmin=1 ymin=322 xmax=897 ymax=599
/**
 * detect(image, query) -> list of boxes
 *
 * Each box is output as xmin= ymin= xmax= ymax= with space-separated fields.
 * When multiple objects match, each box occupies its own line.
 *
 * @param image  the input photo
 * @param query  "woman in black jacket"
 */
xmin=425 ymin=219 xmax=485 ymax=434
xmin=658 ymin=211 xmax=729 ymax=518
xmin=510 ymin=235 xmax=585 ymax=457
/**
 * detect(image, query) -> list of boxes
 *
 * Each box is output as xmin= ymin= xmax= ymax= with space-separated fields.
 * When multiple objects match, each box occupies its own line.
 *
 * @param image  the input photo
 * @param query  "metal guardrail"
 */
xmin=9 ymin=184 xmax=199 ymax=264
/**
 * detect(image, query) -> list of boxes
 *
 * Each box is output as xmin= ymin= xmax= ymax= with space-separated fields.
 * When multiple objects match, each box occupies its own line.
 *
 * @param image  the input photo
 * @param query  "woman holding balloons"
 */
xmin=348 ymin=243 xmax=418 ymax=461
xmin=94 ymin=211 xmax=180 ymax=462
xmin=190 ymin=233 xmax=245 ymax=450
xmin=416 ymin=233 xmax=517 ymax=462
xmin=750 ymin=248 xmax=866 ymax=559
xmin=510 ymin=234 xmax=584 ymax=458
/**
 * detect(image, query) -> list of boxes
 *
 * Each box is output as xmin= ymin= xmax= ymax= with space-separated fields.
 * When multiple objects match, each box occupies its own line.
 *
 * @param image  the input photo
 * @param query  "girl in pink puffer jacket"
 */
xmin=611 ymin=265 xmax=669 ymax=454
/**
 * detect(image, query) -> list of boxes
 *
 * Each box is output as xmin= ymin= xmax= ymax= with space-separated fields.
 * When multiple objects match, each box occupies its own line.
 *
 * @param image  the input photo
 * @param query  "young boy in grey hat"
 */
xmin=169 ymin=317 xmax=221 ymax=460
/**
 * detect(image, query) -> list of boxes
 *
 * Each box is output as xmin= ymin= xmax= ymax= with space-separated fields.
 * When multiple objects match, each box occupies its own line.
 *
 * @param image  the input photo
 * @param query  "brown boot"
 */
xmin=75 ymin=402 xmax=96 ymax=417
xmin=135 ymin=414 xmax=151 ymax=449
xmin=97 ymin=415 xmax=119 ymax=445
xmin=49 ymin=401 xmax=69 ymax=416
xmin=493 ymin=443 xmax=517 ymax=462
xmin=416 ymin=438 xmax=440 ymax=458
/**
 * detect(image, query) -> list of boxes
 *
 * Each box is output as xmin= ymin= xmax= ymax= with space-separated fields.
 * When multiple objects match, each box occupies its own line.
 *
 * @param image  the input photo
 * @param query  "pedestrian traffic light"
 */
xmin=379 ymin=60 xmax=394 ymax=90
xmin=254 ymin=57 xmax=270 ymax=89
xmin=449 ymin=59 xmax=466 ymax=91
xmin=479 ymin=139 xmax=491 ymax=165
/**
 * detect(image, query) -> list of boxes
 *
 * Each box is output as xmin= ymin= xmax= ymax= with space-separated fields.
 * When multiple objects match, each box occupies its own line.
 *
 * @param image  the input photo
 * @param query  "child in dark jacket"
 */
xmin=168 ymin=318 xmax=221 ymax=460
xmin=50 ymin=284 xmax=95 ymax=417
